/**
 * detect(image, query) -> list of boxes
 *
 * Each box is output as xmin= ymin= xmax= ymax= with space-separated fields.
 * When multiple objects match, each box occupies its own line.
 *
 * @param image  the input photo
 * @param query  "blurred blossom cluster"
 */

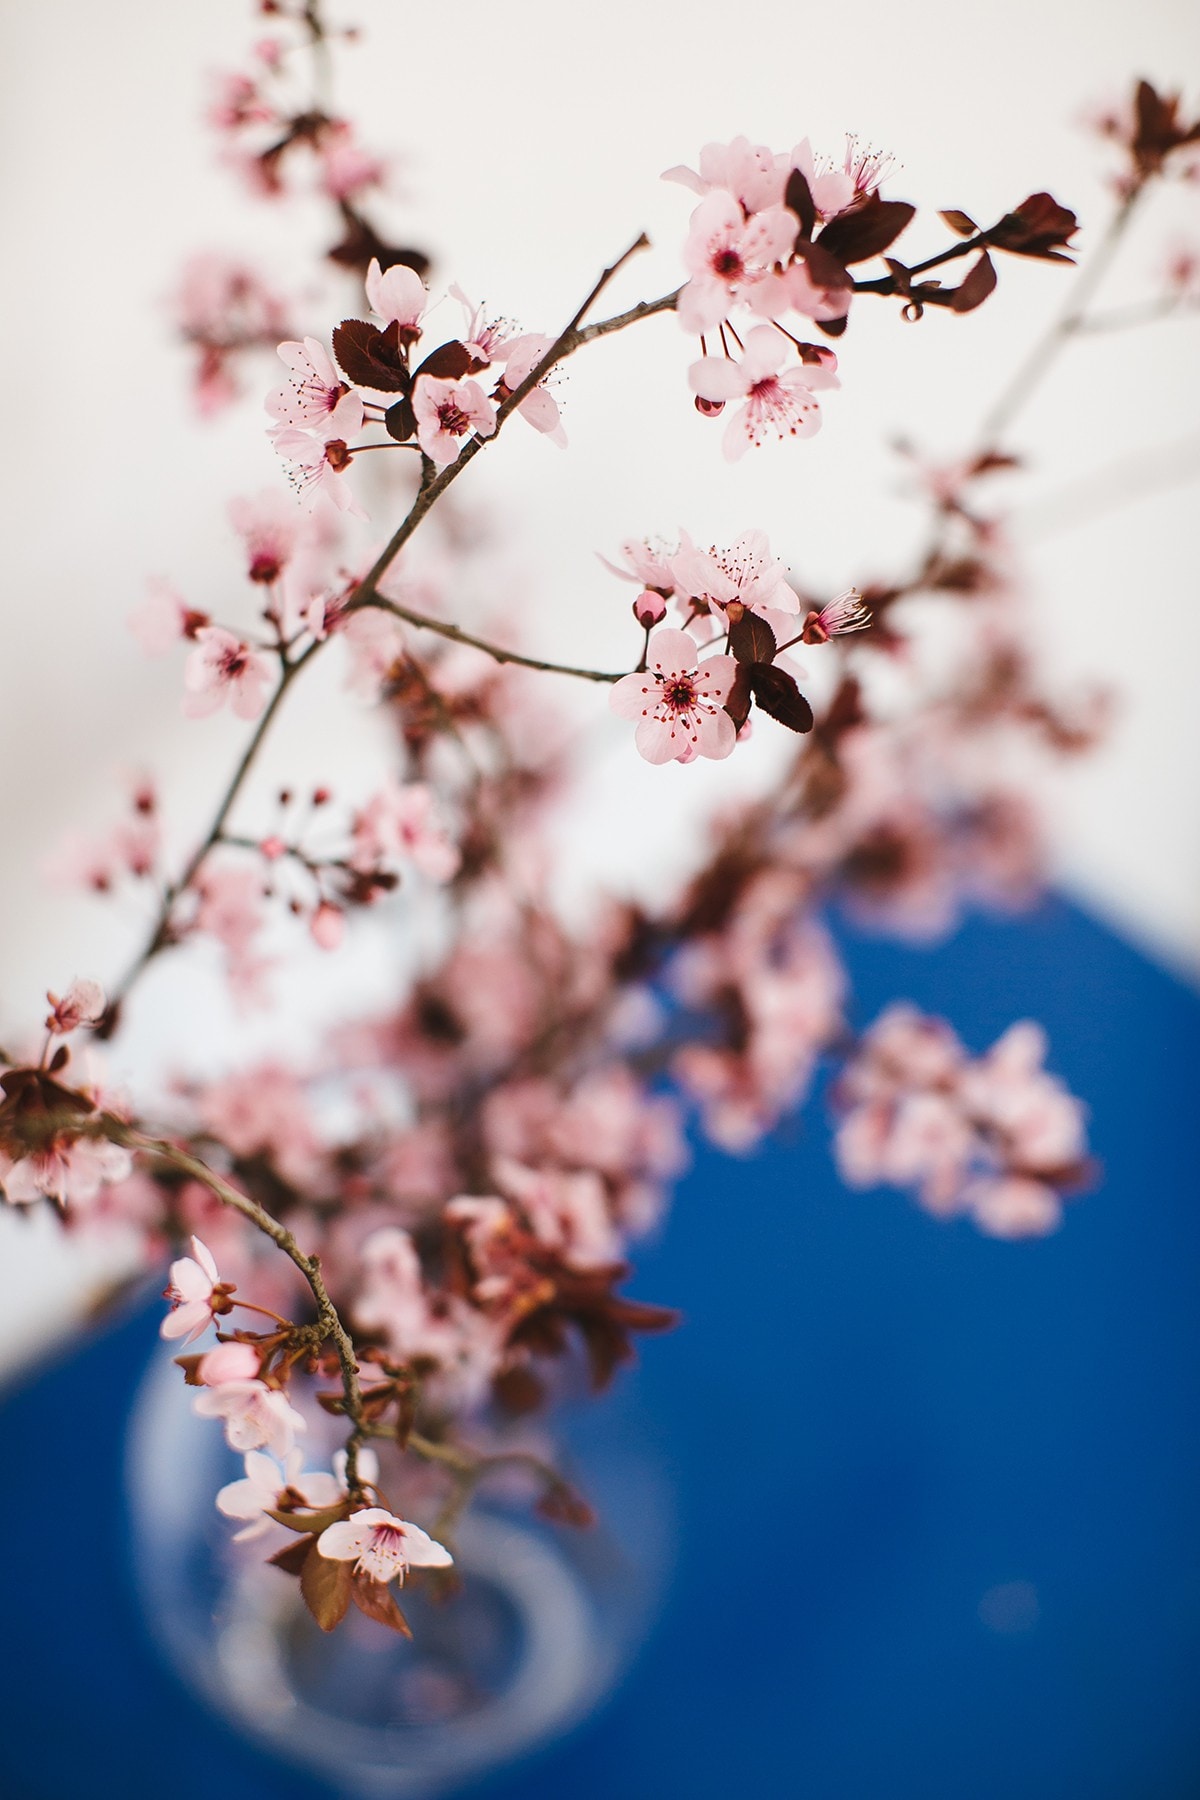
xmin=4 ymin=0 xmax=1196 ymax=1644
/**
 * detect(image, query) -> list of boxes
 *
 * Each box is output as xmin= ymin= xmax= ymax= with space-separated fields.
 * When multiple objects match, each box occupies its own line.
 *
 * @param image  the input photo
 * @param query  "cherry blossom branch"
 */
xmin=1069 ymin=292 xmax=1200 ymax=333
xmin=104 ymin=642 xmax=322 ymax=1018
xmin=104 ymin=242 xmax=674 ymax=1019
xmin=110 ymin=1121 xmax=370 ymax=1492
xmin=976 ymin=186 xmax=1144 ymax=445
xmin=358 ymin=594 xmax=627 ymax=683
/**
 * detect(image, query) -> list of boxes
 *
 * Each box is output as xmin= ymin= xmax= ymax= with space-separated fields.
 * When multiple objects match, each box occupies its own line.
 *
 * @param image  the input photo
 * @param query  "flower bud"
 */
xmin=632 ymin=589 xmax=667 ymax=628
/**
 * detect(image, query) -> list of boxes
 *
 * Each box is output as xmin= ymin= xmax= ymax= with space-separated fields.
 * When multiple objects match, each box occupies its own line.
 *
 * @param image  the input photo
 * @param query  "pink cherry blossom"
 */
xmin=413 ymin=376 xmax=496 ymax=465
xmin=193 ymin=1378 xmax=307 ymax=1457
xmin=670 ymin=529 xmax=796 ymax=621
xmin=161 ymin=1235 xmax=224 ymax=1342
xmin=365 ymin=256 xmax=427 ymax=337
xmin=183 ymin=627 xmax=276 ymax=720
xmin=498 ymin=334 xmax=567 ymax=446
xmin=1 ymin=1138 xmax=133 ymax=1211
xmin=351 ymin=781 xmax=460 ymax=883
xmin=317 ymin=1507 xmax=453 ymax=1584
xmin=318 ymin=125 xmax=386 ymax=202
xmin=677 ymin=192 xmax=797 ymax=334
xmin=45 ymin=979 xmax=106 ymax=1035
xmin=228 ymin=490 xmax=302 ymax=585
xmin=689 ymin=325 xmax=837 ymax=459
xmin=966 ymin=1176 xmax=1063 ymax=1239
xmin=662 ymin=137 xmax=787 ymax=215
xmin=449 ymin=284 xmax=514 ymax=365
xmin=128 ymin=578 xmax=208 ymax=658
xmin=800 ymin=590 xmax=872 ymax=643
xmin=198 ymin=1340 xmax=260 ymax=1385
xmin=610 ymin=629 xmax=738 ymax=765
xmin=217 ymin=1447 xmax=345 ymax=1541
xmin=272 ymin=429 xmax=368 ymax=518
xmin=267 ymin=337 xmax=363 ymax=438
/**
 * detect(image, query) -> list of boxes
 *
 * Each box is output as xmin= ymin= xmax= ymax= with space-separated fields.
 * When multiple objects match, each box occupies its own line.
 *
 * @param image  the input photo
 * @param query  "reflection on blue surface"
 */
xmin=2 ymin=897 xmax=1199 ymax=1799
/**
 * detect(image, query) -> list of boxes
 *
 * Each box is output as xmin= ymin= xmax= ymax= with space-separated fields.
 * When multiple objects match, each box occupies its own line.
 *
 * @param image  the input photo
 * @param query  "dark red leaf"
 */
xmin=794 ymin=239 xmax=852 ymax=292
xmin=749 ymin=665 xmax=815 ymax=733
xmin=723 ymin=663 xmax=753 ymax=733
xmin=784 ymin=168 xmax=816 ymax=240
xmin=412 ymin=340 xmax=474 ymax=383
xmin=939 ymin=209 xmax=979 ymax=238
xmin=815 ymin=312 xmax=849 ymax=339
xmin=300 ymin=1548 xmax=352 ymax=1631
xmin=384 ymin=397 xmax=416 ymax=442
xmin=331 ymin=318 xmax=410 ymax=392
xmin=949 ymin=251 xmax=997 ymax=313
xmin=729 ymin=613 xmax=778 ymax=665
xmin=351 ymin=1573 xmax=413 ymax=1636
xmin=817 ymin=196 xmax=916 ymax=264
xmin=984 ymin=193 xmax=1077 ymax=262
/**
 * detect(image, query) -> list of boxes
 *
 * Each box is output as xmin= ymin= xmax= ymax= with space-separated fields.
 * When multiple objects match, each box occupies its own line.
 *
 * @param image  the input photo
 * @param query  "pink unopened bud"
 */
xmin=632 ymin=589 xmax=667 ymax=628
xmin=311 ymin=901 xmax=345 ymax=951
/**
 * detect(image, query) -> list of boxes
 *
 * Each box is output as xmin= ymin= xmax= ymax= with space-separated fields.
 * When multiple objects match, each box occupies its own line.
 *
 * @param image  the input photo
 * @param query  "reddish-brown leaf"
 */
xmin=412 ymin=340 xmax=474 ymax=384
xmin=794 ymin=239 xmax=852 ymax=292
xmin=384 ymin=397 xmax=416 ymax=442
xmin=939 ymin=209 xmax=979 ymax=238
xmin=784 ymin=167 xmax=816 ymax=241
xmin=729 ymin=613 xmax=778 ymax=665
xmin=300 ymin=1548 xmax=352 ymax=1632
xmin=949 ymin=251 xmax=998 ymax=313
xmin=723 ymin=663 xmax=753 ymax=733
xmin=331 ymin=318 xmax=410 ymax=392
xmin=748 ymin=665 xmax=815 ymax=733
xmin=817 ymin=196 xmax=916 ymax=265
xmin=268 ymin=1533 xmax=316 ymax=1577
xmin=265 ymin=1501 xmax=349 ymax=1536
xmin=351 ymin=1573 xmax=413 ymax=1636
xmin=984 ymin=193 xmax=1078 ymax=262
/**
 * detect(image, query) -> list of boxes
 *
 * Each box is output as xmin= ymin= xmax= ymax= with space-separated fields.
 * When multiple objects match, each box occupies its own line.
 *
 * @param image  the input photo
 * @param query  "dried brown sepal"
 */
xmin=351 ymin=1573 xmax=413 ymax=1636
xmin=817 ymin=196 xmax=916 ymax=265
xmin=300 ymin=1547 xmax=353 ymax=1631
xmin=729 ymin=613 xmax=778 ymax=665
xmin=332 ymin=318 xmax=411 ymax=392
xmin=949 ymin=252 xmax=998 ymax=313
xmin=748 ymin=665 xmax=815 ymax=733
xmin=173 ymin=1352 xmax=207 ymax=1387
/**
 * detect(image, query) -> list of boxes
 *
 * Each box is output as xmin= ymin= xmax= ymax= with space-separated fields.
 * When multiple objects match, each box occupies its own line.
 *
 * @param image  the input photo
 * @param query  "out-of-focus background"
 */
xmin=0 ymin=3 xmax=1197 ymax=1352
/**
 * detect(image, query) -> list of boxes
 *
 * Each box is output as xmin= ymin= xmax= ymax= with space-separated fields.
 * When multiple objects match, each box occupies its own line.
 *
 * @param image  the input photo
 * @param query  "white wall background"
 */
xmin=1 ymin=0 xmax=1197 ymax=1371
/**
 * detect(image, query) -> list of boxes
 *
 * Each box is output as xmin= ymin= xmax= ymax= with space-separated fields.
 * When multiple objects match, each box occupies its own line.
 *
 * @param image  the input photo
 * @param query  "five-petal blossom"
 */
xmin=610 ymin=629 xmax=738 ymax=765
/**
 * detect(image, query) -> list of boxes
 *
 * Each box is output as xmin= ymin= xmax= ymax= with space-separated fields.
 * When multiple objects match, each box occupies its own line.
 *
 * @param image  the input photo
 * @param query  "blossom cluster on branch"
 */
xmin=5 ymin=0 xmax=1198 ymax=1641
